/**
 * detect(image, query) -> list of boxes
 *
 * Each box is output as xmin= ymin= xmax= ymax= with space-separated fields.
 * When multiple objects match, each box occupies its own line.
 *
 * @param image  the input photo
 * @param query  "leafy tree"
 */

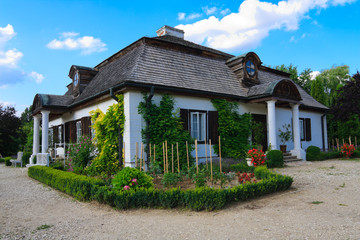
xmin=275 ymin=64 xmax=298 ymax=83
xmin=310 ymin=78 xmax=327 ymax=106
xmin=274 ymin=64 xmax=312 ymax=94
xmin=18 ymin=106 xmax=34 ymax=152
xmin=0 ymin=104 xmax=21 ymax=156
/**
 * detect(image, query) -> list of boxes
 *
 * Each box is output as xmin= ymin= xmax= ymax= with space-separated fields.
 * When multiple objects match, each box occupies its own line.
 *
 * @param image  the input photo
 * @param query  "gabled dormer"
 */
xmin=226 ymin=52 xmax=262 ymax=87
xmin=68 ymin=65 xmax=98 ymax=97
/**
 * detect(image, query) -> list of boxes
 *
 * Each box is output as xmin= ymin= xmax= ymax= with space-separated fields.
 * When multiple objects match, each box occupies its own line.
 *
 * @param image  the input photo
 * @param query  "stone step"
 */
xmin=282 ymin=152 xmax=303 ymax=162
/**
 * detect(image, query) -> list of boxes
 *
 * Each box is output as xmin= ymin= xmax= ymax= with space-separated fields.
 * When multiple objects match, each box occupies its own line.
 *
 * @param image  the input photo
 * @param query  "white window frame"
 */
xmin=190 ymin=112 xmax=206 ymax=141
xmin=299 ymin=118 xmax=305 ymax=141
xmin=58 ymin=125 xmax=62 ymax=143
xmin=48 ymin=128 xmax=54 ymax=147
xmin=76 ymin=121 xmax=82 ymax=143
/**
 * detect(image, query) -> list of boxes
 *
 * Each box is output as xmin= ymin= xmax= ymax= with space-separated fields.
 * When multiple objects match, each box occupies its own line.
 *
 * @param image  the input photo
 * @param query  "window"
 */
xmin=73 ymin=71 xmax=79 ymax=86
xmin=246 ymin=60 xmax=256 ymax=77
xmin=76 ymin=121 xmax=82 ymax=143
xmin=58 ymin=125 xmax=62 ymax=143
xmin=299 ymin=118 xmax=311 ymax=141
xmin=190 ymin=112 xmax=206 ymax=141
xmin=299 ymin=119 xmax=305 ymax=141
xmin=48 ymin=128 xmax=54 ymax=147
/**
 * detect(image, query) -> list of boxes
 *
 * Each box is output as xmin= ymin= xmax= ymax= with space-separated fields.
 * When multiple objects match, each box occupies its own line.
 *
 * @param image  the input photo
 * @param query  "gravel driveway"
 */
xmin=1 ymin=160 xmax=360 ymax=240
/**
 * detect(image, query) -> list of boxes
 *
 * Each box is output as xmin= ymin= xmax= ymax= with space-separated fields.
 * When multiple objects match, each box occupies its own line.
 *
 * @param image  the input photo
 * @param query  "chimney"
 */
xmin=156 ymin=25 xmax=184 ymax=39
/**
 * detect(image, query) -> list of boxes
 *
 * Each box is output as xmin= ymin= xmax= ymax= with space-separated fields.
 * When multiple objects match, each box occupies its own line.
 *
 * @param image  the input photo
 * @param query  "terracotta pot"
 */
xmin=246 ymin=157 xmax=253 ymax=166
xmin=280 ymin=145 xmax=287 ymax=153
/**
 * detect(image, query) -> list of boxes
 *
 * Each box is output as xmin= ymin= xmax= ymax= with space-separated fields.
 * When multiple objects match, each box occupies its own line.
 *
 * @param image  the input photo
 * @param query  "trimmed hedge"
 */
xmin=22 ymin=152 xmax=32 ymax=166
xmin=5 ymin=157 xmax=12 ymax=166
xmin=230 ymin=161 xmax=255 ymax=173
xmin=28 ymin=166 xmax=293 ymax=211
xmin=266 ymin=150 xmax=284 ymax=168
xmin=306 ymin=146 xmax=323 ymax=161
xmin=0 ymin=158 xmax=5 ymax=163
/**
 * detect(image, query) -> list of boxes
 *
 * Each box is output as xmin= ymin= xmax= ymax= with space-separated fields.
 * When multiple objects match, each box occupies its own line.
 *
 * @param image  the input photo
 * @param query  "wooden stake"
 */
xmin=171 ymin=144 xmax=174 ymax=173
xmin=149 ymin=143 xmax=152 ymax=164
xmin=186 ymin=141 xmax=190 ymax=171
xmin=219 ymin=136 xmax=222 ymax=173
xmin=176 ymin=142 xmax=180 ymax=173
xmin=332 ymin=139 xmax=335 ymax=150
xmin=140 ymin=142 xmax=143 ymax=171
xmin=163 ymin=142 xmax=166 ymax=173
xmin=209 ymin=139 xmax=213 ymax=182
xmin=195 ymin=140 xmax=198 ymax=173
xmin=135 ymin=142 xmax=138 ymax=167
xmin=355 ymin=136 xmax=358 ymax=149
xmin=153 ymin=144 xmax=156 ymax=164
xmin=204 ymin=139 xmax=208 ymax=170
xmin=336 ymin=138 xmax=339 ymax=151
xmin=165 ymin=140 xmax=168 ymax=173
xmin=349 ymin=136 xmax=352 ymax=145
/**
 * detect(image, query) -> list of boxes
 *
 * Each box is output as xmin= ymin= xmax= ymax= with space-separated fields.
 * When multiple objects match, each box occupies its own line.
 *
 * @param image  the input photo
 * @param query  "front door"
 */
xmin=252 ymin=114 xmax=268 ymax=151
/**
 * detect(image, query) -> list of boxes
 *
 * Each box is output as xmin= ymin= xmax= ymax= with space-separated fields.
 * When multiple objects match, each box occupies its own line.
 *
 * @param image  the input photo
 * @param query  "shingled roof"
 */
xmin=35 ymin=29 xmax=328 ymax=113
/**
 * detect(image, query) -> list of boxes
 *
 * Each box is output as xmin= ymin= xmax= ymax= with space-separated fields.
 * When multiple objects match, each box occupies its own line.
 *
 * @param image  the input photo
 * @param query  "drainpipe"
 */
xmin=110 ymin=88 xmax=123 ymax=168
xmin=145 ymin=86 xmax=155 ymax=169
xmin=321 ymin=113 xmax=327 ymax=151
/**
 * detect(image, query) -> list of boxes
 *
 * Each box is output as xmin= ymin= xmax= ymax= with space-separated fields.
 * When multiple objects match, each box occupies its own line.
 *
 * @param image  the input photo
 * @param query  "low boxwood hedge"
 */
xmin=5 ymin=157 xmax=12 ymax=166
xmin=266 ymin=150 xmax=284 ymax=168
xmin=28 ymin=166 xmax=293 ymax=211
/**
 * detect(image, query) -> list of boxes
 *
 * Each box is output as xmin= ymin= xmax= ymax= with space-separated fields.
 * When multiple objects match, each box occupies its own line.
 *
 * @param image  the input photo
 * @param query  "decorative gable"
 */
xmin=68 ymin=65 xmax=98 ymax=97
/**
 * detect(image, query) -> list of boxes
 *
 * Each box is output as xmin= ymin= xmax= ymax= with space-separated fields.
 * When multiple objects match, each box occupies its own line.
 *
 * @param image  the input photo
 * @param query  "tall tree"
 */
xmin=310 ymin=78 xmax=327 ymax=106
xmin=274 ymin=64 xmax=312 ymax=94
xmin=0 ymin=104 xmax=21 ymax=156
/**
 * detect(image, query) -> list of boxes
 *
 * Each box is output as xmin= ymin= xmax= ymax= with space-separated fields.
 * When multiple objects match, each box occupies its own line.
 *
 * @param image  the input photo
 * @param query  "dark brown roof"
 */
xmin=36 ymin=34 xmax=328 ymax=112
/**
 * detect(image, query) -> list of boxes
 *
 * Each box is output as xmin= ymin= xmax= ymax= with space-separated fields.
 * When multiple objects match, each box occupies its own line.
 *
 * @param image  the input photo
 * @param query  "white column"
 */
xmin=290 ymin=104 xmax=306 ymax=160
xmin=30 ymin=115 xmax=41 ymax=165
xmin=41 ymin=110 xmax=50 ymax=153
xmin=267 ymin=100 xmax=277 ymax=150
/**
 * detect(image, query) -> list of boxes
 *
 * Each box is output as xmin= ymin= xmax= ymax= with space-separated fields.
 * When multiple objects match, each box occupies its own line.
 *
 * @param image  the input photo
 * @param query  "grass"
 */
xmin=311 ymin=201 xmax=324 ymax=204
xmin=36 ymin=224 xmax=52 ymax=230
xmin=338 ymin=203 xmax=348 ymax=206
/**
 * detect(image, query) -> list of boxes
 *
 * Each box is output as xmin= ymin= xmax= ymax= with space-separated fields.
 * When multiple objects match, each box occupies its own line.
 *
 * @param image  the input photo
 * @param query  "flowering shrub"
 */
xmin=247 ymin=148 xmax=266 ymax=167
xmin=112 ymin=167 xmax=154 ymax=191
xmin=340 ymin=143 xmax=355 ymax=158
xmin=67 ymin=135 xmax=95 ymax=173
xmin=237 ymin=172 xmax=256 ymax=184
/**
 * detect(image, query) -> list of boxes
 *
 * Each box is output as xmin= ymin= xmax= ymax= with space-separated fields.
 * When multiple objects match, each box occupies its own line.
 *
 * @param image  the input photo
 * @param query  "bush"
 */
xmin=0 ymin=158 xmax=5 ymax=163
xmin=22 ymin=152 xmax=32 ymax=166
xmin=50 ymin=161 xmax=65 ymax=171
xmin=68 ymin=135 xmax=95 ymax=173
xmin=306 ymin=146 xmax=323 ymax=161
xmin=266 ymin=150 xmax=284 ymax=168
xmin=5 ymin=157 xmax=12 ymax=166
xmin=322 ymin=151 xmax=340 ymax=159
xmin=28 ymin=166 xmax=105 ymax=200
xmin=161 ymin=172 xmax=182 ymax=187
xmin=352 ymin=150 xmax=360 ymax=158
xmin=112 ymin=167 xmax=154 ymax=191
xmin=230 ymin=161 xmax=255 ymax=173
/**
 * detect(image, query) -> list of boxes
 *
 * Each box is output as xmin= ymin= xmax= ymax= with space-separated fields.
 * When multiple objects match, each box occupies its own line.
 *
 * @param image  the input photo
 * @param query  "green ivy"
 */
xmin=138 ymin=94 xmax=194 ymax=171
xmin=211 ymin=99 xmax=252 ymax=159
xmin=86 ymin=94 xmax=125 ymax=179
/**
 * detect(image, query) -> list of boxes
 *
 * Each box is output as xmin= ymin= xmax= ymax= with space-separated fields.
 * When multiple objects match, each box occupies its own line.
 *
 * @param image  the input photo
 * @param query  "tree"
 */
xmin=310 ymin=78 xmax=327 ymax=106
xmin=0 ymin=104 xmax=21 ymax=156
xmin=274 ymin=64 xmax=312 ymax=94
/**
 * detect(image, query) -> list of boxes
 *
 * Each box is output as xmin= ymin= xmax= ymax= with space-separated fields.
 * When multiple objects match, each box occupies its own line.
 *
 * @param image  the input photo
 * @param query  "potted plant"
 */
xmin=278 ymin=124 xmax=292 ymax=153
xmin=246 ymin=148 xmax=266 ymax=167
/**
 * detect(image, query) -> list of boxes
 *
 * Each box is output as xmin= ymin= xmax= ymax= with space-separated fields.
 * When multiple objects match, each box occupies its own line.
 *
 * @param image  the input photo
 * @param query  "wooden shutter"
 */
xmin=180 ymin=109 xmax=189 ymax=131
xmin=208 ymin=111 xmax=219 ymax=144
xmin=53 ymin=126 xmax=59 ymax=143
xmin=305 ymin=118 xmax=311 ymax=141
xmin=65 ymin=122 xmax=71 ymax=143
xmin=70 ymin=121 xmax=77 ymax=143
xmin=81 ymin=116 xmax=91 ymax=136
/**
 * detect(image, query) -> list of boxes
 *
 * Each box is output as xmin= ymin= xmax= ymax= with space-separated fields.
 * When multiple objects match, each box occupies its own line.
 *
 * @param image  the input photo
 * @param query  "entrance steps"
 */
xmin=283 ymin=152 xmax=302 ymax=163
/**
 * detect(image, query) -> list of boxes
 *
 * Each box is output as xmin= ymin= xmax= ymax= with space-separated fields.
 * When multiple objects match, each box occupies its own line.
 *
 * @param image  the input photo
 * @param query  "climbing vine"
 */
xmin=86 ymin=94 xmax=125 ymax=179
xmin=138 ymin=94 xmax=194 ymax=171
xmin=211 ymin=99 xmax=252 ymax=159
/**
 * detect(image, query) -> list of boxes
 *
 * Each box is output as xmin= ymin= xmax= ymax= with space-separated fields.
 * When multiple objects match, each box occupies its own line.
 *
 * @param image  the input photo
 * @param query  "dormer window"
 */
xmin=246 ymin=60 xmax=256 ymax=77
xmin=73 ymin=71 xmax=79 ymax=87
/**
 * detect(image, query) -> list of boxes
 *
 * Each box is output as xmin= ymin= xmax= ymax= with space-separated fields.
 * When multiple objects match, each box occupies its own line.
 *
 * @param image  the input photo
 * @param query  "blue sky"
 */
xmin=0 ymin=0 xmax=359 ymax=115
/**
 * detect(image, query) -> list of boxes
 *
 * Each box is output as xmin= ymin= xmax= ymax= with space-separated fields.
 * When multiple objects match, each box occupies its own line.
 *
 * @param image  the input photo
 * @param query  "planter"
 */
xmin=280 ymin=145 xmax=287 ymax=153
xmin=246 ymin=158 xmax=253 ymax=166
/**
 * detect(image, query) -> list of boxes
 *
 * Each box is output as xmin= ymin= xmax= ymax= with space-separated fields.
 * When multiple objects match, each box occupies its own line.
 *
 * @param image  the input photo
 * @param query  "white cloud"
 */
xmin=178 ymin=12 xmax=186 ymax=20
xmin=310 ymin=71 xmax=321 ymax=80
xmin=176 ymin=0 xmax=356 ymax=52
xmin=203 ymin=6 xmax=218 ymax=15
xmin=29 ymin=71 xmax=44 ymax=84
xmin=0 ymin=24 xmax=44 ymax=88
xmin=47 ymin=32 xmax=107 ymax=55
xmin=0 ymin=100 xmax=15 ymax=107
xmin=187 ymin=13 xmax=202 ymax=20
xmin=220 ymin=8 xmax=231 ymax=15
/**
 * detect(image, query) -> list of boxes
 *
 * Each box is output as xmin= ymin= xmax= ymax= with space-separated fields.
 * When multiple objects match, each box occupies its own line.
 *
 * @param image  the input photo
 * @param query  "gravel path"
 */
xmin=1 ymin=160 xmax=360 ymax=240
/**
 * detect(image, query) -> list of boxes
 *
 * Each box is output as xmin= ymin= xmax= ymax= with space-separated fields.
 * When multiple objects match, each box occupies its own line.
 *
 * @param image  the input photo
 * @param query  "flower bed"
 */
xmin=28 ymin=165 xmax=293 ymax=211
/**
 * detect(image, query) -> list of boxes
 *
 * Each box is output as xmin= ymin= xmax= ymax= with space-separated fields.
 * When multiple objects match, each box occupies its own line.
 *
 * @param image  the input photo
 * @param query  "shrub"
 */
xmin=266 ymin=150 xmax=284 ymax=168
xmin=112 ymin=167 xmax=154 ymax=191
xmin=68 ymin=135 xmax=95 ymax=173
xmin=322 ymin=151 xmax=340 ymax=159
xmin=352 ymin=150 xmax=360 ymax=158
xmin=0 ymin=158 xmax=5 ymax=163
xmin=230 ymin=161 xmax=255 ymax=173
xmin=50 ymin=161 xmax=65 ymax=171
xmin=306 ymin=146 xmax=323 ymax=161
xmin=22 ymin=152 xmax=32 ymax=166
xmin=5 ymin=157 xmax=12 ymax=166
xmin=192 ymin=169 xmax=207 ymax=188
xmin=247 ymin=148 xmax=266 ymax=167
xmin=28 ymin=166 xmax=105 ymax=201
xmin=161 ymin=172 xmax=182 ymax=187
xmin=340 ymin=143 xmax=355 ymax=158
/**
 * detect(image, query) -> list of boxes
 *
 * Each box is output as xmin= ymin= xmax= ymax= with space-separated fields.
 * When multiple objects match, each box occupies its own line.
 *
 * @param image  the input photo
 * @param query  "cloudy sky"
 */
xmin=0 ymin=0 xmax=359 ymax=115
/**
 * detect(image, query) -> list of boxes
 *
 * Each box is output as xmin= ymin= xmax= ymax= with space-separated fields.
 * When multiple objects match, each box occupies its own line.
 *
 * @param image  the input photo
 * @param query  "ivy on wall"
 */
xmin=87 ymin=94 xmax=125 ymax=179
xmin=211 ymin=99 xmax=252 ymax=159
xmin=138 ymin=94 xmax=194 ymax=170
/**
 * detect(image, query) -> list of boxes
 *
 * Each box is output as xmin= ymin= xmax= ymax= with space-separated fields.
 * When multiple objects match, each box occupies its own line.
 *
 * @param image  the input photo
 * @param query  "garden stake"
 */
xmin=349 ymin=136 xmax=352 ymax=145
xmin=165 ymin=140 xmax=169 ymax=173
xmin=195 ymin=139 xmax=198 ymax=173
xmin=205 ymin=139 xmax=208 ymax=170
xmin=356 ymin=136 xmax=357 ymax=149
xmin=177 ymin=142 xmax=180 ymax=173
xmin=336 ymin=138 xmax=339 ymax=151
xmin=153 ymin=144 xmax=156 ymax=165
xmin=171 ymin=144 xmax=174 ymax=173
xmin=149 ymin=143 xmax=152 ymax=164
xmin=135 ymin=142 xmax=138 ymax=167
xmin=332 ymin=139 xmax=335 ymax=150
xmin=140 ymin=142 xmax=143 ymax=172
xmin=209 ymin=139 xmax=213 ymax=182
xmin=219 ymin=136 xmax=222 ymax=173
xmin=186 ymin=141 xmax=189 ymax=171
xmin=163 ymin=142 xmax=166 ymax=173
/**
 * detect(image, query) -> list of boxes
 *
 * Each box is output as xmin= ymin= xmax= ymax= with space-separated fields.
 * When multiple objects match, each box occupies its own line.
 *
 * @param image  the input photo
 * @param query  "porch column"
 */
xmin=41 ymin=110 xmax=50 ymax=153
xmin=31 ymin=115 xmax=41 ymax=164
xmin=290 ymin=104 xmax=306 ymax=160
xmin=266 ymin=100 xmax=277 ymax=150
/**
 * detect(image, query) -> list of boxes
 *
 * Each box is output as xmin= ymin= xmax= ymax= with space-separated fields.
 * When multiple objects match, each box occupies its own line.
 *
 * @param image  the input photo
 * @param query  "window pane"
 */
xmin=191 ymin=114 xmax=198 ymax=139
xmin=199 ymin=114 xmax=203 ymax=140
xmin=299 ymin=119 xmax=304 ymax=140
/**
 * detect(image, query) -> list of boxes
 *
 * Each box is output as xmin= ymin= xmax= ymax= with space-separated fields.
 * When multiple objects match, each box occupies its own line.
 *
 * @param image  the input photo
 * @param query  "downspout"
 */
xmin=110 ymin=88 xmax=123 ymax=168
xmin=146 ymin=86 xmax=155 ymax=169
xmin=321 ymin=113 xmax=327 ymax=151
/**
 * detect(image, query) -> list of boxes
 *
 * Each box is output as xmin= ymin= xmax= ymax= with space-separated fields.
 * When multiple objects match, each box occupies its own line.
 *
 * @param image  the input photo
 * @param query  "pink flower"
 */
xmin=131 ymin=178 xmax=138 ymax=184
xmin=123 ymin=185 xmax=130 ymax=190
